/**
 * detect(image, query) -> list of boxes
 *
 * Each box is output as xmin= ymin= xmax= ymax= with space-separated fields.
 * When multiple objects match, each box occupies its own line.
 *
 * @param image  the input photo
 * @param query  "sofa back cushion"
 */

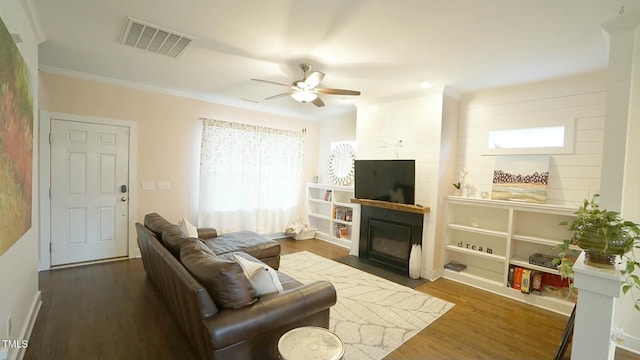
xmin=162 ymin=224 xmax=197 ymax=259
xmin=144 ymin=212 xmax=172 ymax=238
xmin=180 ymin=240 xmax=258 ymax=309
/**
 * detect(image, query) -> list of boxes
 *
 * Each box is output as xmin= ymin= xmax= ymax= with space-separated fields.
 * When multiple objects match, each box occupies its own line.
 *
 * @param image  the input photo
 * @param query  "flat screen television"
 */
xmin=354 ymin=160 xmax=415 ymax=205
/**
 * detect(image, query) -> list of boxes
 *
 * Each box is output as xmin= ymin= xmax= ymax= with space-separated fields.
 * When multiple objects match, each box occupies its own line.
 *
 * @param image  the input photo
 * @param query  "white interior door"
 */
xmin=50 ymin=119 xmax=130 ymax=266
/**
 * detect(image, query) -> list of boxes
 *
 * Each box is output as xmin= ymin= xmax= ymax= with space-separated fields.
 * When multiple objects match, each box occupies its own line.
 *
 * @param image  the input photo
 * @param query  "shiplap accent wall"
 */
xmin=356 ymin=92 xmax=445 ymax=206
xmin=355 ymin=88 xmax=458 ymax=279
xmin=457 ymin=71 xmax=608 ymax=206
xmin=315 ymin=109 xmax=357 ymax=185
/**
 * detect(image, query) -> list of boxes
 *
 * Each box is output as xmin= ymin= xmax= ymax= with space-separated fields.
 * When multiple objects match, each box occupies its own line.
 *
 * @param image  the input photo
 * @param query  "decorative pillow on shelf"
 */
xmin=178 ymin=217 xmax=199 ymax=238
xmin=180 ymin=240 xmax=257 ymax=309
xmin=233 ymin=254 xmax=284 ymax=296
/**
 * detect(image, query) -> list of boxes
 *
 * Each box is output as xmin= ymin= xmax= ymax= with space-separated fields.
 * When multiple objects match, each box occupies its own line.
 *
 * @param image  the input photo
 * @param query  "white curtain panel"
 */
xmin=198 ymin=119 xmax=304 ymax=234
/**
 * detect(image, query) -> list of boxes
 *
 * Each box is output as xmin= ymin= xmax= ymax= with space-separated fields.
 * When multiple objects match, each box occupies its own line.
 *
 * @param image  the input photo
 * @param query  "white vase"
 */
xmin=409 ymin=244 xmax=422 ymax=279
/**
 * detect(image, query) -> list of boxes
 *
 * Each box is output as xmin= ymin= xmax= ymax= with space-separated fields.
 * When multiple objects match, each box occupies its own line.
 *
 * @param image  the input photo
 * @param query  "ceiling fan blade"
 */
xmin=312 ymin=97 xmax=325 ymax=107
xmin=316 ymin=88 xmax=361 ymax=96
xmin=251 ymin=78 xmax=291 ymax=87
xmin=265 ymin=91 xmax=293 ymax=100
xmin=304 ymin=71 xmax=325 ymax=89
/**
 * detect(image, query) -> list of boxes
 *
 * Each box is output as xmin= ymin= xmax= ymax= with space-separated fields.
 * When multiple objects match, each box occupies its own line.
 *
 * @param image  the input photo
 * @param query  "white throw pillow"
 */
xmin=178 ymin=218 xmax=199 ymax=238
xmin=233 ymin=254 xmax=283 ymax=296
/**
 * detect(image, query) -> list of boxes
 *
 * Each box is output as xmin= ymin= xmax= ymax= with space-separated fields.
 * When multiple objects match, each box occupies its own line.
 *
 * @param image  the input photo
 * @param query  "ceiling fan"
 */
xmin=251 ymin=64 xmax=361 ymax=107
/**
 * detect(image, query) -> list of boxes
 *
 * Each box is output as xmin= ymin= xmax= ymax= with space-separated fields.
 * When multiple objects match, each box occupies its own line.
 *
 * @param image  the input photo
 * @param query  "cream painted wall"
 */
xmin=38 ymin=72 xmax=320 ymax=231
xmin=0 ymin=1 xmax=40 ymax=359
xmin=457 ymin=71 xmax=608 ymax=206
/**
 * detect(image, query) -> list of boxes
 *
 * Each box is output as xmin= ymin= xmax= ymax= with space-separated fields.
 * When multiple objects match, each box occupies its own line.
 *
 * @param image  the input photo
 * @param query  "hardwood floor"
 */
xmin=25 ymin=257 xmax=197 ymax=360
xmin=25 ymin=238 xmax=639 ymax=360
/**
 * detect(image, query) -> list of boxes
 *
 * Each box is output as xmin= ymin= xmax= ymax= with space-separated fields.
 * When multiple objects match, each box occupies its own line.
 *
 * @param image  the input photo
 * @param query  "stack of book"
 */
xmin=334 ymin=207 xmax=353 ymax=222
xmin=508 ymin=265 xmax=570 ymax=296
xmin=444 ymin=262 xmax=467 ymax=272
xmin=334 ymin=224 xmax=348 ymax=238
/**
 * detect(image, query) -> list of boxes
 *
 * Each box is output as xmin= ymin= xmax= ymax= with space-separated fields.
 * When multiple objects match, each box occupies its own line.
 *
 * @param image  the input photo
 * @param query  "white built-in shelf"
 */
xmin=305 ymin=183 xmax=354 ymax=249
xmin=511 ymin=234 xmax=559 ymax=247
xmin=446 ymin=245 xmax=505 ymax=262
xmin=510 ymin=257 xmax=561 ymax=276
xmin=334 ymin=201 xmax=352 ymax=207
xmin=309 ymin=198 xmax=330 ymax=204
xmin=448 ymin=224 xmax=508 ymax=238
xmin=443 ymin=196 xmax=578 ymax=315
xmin=443 ymin=268 xmax=503 ymax=287
xmin=308 ymin=213 xmax=331 ymax=221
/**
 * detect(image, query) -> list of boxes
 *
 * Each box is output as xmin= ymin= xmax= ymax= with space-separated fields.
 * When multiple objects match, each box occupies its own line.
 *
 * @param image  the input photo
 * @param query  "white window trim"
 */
xmin=482 ymin=118 xmax=575 ymax=155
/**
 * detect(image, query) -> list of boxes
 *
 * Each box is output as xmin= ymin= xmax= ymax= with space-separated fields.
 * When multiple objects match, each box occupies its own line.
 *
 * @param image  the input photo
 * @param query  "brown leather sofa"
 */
xmin=136 ymin=213 xmax=337 ymax=360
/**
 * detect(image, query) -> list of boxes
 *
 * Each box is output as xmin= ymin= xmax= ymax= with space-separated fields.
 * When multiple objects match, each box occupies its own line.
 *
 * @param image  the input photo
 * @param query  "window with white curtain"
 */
xmin=198 ymin=119 xmax=304 ymax=234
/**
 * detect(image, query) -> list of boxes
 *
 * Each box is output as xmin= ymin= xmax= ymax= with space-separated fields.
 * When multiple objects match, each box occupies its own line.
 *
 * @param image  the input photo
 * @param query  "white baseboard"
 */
xmin=266 ymin=232 xmax=288 ymax=240
xmin=50 ymin=256 xmax=127 ymax=270
xmin=316 ymin=235 xmax=351 ymax=249
xmin=618 ymin=334 xmax=640 ymax=356
xmin=13 ymin=291 xmax=41 ymax=360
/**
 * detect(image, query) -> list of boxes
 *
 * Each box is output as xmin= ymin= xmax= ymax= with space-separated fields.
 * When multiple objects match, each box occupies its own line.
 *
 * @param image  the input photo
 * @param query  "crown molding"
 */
xmin=601 ymin=11 xmax=640 ymax=34
xmin=37 ymin=65 xmax=327 ymax=121
xmin=20 ymin=0 xmax=46 ymax=44
xmin=39 ymin=64 xmax=212 ymax=100
xmin=443 ymin=86 xmax=461 ymax=100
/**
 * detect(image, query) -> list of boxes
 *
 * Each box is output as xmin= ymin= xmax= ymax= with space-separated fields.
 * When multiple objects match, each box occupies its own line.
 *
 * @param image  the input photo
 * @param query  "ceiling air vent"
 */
xmin=120 ymin=17 xmax=195 ymax=58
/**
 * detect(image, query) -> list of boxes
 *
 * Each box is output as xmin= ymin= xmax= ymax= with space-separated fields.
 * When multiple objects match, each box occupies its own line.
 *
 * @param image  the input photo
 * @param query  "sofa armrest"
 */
xmin=197 ymin=227 xmax=218 ymax=240
xmin=204 ymin=280 xmax=336 ymax=349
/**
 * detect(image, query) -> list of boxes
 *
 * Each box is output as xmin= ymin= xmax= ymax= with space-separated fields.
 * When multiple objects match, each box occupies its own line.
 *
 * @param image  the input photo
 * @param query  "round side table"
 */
xmin=278 ymin=326 xmax=344 ymax=360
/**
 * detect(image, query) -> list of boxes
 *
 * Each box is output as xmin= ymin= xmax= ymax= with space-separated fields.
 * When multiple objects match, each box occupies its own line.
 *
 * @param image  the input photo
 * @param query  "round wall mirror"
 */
xmin=328 ymin=143 xmax=355 ymax=185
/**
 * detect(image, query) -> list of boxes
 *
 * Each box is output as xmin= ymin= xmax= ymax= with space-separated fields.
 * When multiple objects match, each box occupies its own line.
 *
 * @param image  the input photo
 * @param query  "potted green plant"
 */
xmin=555 ymin=195 xmax=640 ymax=310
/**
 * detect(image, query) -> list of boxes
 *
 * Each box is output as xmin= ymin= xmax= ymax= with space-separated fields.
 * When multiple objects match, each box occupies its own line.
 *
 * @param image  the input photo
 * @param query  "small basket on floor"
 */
xmin=285 ymin=217 xmax=317 ymax=240
xmin=291 ymin=227 xmax=317 ymax=240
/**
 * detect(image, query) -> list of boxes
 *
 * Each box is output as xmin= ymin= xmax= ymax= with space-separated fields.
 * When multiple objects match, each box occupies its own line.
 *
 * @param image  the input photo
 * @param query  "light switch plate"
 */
xmin=158 ymin=181 xmax=170 ymax=190
xmin=142 ymin=181 xmax=155 ymax=190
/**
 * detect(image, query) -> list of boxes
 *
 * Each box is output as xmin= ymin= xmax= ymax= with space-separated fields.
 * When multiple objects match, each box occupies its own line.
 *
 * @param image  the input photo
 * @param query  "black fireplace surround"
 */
xmin=358 ymin=205 xmax=423 ymax=274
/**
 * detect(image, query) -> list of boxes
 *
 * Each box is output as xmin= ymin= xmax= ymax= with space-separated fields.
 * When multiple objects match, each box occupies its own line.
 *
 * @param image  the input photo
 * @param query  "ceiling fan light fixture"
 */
xmin=291 ymin=90 xmax=317 ymax=102
xmin=252 ymin=63 xmax=359 ymax=108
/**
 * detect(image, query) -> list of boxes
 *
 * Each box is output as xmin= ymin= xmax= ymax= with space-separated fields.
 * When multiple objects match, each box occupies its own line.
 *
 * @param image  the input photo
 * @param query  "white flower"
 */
xmin=459 ymin=168 xmax=468 ymax=183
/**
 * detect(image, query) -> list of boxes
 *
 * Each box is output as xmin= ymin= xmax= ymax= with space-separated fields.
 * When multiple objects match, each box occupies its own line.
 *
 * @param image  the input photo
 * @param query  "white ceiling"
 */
xmin=33 ymin=0 xmax=638 ymax=120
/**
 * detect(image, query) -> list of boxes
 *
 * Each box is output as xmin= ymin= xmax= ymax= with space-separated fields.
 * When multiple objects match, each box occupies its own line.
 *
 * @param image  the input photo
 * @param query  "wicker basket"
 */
xmin=292 ymin=227 xmax=317 ymax=240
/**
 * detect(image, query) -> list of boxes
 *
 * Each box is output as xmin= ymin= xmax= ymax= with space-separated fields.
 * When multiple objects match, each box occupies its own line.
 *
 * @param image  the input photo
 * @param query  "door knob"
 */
xmin=121 ymin=196 xmax=127 ymax=202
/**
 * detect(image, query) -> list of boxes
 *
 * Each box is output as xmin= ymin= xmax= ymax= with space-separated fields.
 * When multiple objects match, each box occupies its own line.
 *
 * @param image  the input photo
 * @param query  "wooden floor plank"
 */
xmin=24 ymin=238 xmax=640 ymax=360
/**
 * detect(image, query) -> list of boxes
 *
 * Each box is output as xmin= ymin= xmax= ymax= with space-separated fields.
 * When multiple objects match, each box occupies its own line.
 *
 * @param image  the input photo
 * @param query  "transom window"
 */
xmin=484 ymin=119 xmax=575 ymax=155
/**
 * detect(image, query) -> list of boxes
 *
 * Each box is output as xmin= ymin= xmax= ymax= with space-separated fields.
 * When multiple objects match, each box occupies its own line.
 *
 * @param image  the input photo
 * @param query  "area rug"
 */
xmin=279 ymin=251 xmax=454 ymax=360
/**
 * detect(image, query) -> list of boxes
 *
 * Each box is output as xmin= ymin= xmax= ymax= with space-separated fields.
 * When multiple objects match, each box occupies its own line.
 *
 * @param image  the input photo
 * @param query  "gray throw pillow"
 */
xmin=180 ymin=240 xmax=257 ymax=309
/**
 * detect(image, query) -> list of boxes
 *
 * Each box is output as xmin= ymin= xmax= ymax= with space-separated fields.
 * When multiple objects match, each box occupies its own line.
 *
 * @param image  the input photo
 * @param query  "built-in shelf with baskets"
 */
xmin=443 ymin=196 xmax=579 ymax=315
xmin=306 ymin=183 xmax=354 ymax=248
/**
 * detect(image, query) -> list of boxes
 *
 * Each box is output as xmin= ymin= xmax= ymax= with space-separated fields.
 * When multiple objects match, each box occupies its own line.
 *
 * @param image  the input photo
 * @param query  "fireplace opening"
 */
xmin=359 ymin=206 xmax=423 ymax=275
xmin=369 ymin=219 xmax=411 ymax=265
